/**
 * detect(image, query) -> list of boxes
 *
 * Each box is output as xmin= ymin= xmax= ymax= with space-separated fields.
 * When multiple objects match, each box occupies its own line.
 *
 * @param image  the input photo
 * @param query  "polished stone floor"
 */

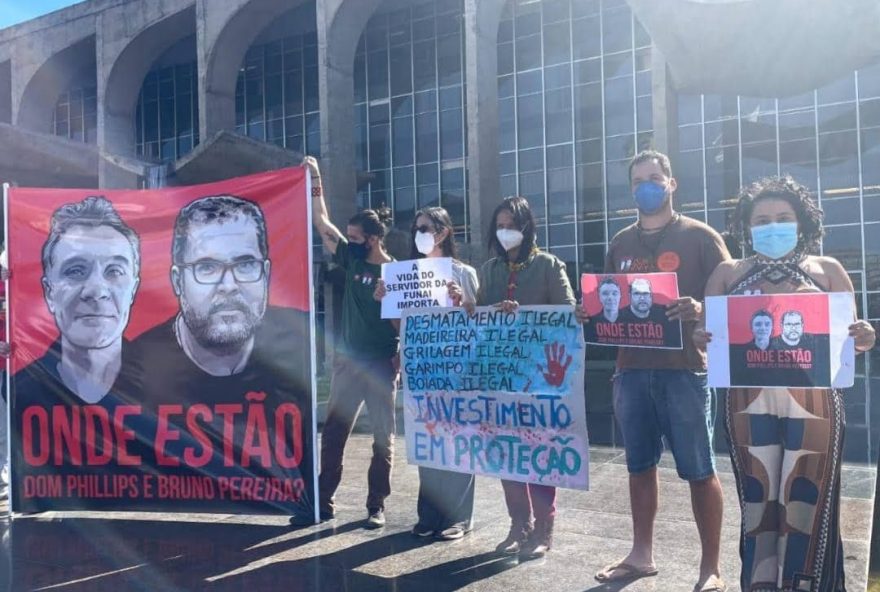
xmin=0 ymin=435 xmax=875 ymax=592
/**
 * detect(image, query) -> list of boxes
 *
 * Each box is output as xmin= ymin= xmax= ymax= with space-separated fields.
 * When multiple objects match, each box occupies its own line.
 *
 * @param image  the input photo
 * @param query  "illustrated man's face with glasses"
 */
xmin=629 ymin=278 xmax=653 ymax=318
xmin=781 ymin=311 xmax=804 ymax=345
xmin=171 ymin=212 xmax=270 ymax=350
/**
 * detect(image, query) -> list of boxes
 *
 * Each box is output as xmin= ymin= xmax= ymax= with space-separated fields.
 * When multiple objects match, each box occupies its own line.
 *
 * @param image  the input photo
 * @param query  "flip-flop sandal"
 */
xmin=693 ymin=576 xmax=727 ymax=592
xmin=594 ymin=560 xmax=659 ymax=582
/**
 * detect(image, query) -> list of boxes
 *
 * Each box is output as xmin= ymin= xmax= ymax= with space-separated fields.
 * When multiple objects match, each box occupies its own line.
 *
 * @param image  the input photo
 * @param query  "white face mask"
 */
xmin=496 ymin=228 xmax=524 ymax=251
xmin=415 ymin=231 xmax=437 ymax=255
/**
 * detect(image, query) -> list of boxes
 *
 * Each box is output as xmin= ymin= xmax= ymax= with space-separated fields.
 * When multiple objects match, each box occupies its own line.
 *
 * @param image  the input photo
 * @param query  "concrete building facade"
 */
xmin=1 ymin=0 xmax=879 ymax=459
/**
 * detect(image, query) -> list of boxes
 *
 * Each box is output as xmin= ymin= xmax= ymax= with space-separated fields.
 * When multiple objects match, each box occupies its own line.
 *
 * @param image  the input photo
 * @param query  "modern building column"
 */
xmin=97 ymin=2 xmax=195 ymax=188
xmin=650 ymin=46 xmax=678 ymax=157
xmin=463 ymin=0 xmax=506 ymax=259
xmin=197 ymin=0 xmax=303 ymax=142
xmin=317 ymin=0 xmax=380 ymax=224
xmin=315 ymin=0 xmax=382 ymax=364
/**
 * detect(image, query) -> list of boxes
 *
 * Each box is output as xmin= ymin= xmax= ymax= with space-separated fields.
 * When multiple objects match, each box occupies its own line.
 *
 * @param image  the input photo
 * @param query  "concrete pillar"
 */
xmin=196 ymin=0 xmax=236 ymax=140
xmin=0 ymin=60 xmax=10 ymax=124
xmin=316 ymin=0 xmax=381 ymax=225
xmin=650 ymin=47 xmax=678 ymax=158
xmin=11 ymin=20 xmax=96 ymax=135
xmin=463 ymin=0 xmax=506 ymax=260
xmin=197 ymin=0 xmax=304 ymax=141
xmin=315 ymin=0 xmax=382 ymax=365
xmin=97 ymin=1 xmax=195 ymax=188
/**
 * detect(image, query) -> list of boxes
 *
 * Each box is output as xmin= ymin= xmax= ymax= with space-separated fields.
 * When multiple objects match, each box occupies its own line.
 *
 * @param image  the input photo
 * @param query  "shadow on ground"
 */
xmin=0 ymin=515 xmax=521 ymax=592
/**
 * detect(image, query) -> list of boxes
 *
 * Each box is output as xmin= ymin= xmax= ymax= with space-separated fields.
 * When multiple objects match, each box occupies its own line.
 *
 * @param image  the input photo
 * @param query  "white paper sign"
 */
xmin=706 ymin=292 xmax=855 ymax=389
xmin=381 ymin=257 xmax=454 ymax=319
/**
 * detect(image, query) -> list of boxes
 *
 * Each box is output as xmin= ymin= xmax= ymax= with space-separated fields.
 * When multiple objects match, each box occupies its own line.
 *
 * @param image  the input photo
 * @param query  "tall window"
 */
xmin=234 ymin=13 xmax=320 ymax=156
xmin=677 ymin=62 xmax=880 ymax=323
xmin=53 ymin=85 xmax=97 ymax=143
xmin=135 ymin=61 xmax=199 ymax=162
xmin=497 ymin=0 xmax=652 ymax=289
xmin=354 ymin=0 xmax=468 ymax=237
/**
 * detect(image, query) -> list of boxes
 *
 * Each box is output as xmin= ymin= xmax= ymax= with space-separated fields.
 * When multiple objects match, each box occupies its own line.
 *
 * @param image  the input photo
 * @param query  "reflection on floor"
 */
xmin=0 ymin=436 xmax=875 ymax=592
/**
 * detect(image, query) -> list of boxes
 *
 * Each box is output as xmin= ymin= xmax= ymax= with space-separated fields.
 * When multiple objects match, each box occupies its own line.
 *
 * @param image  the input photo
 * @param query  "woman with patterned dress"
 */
xmin=694 ymin=176 xmax=875 ymax=591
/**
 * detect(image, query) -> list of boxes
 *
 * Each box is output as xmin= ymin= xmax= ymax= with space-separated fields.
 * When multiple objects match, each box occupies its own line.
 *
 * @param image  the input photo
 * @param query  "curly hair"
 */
xmin=728 ymin=175 xmax=824 ymax=255
xmin=349 ymin=205 xmax=393 ymax=240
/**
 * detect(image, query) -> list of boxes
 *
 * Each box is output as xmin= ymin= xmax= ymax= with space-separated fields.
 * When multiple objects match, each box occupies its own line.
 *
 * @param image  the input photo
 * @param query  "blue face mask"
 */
xmin=633 ymin=181 xmax=667 ymax=214
xmin=750 ymin=222 xmax=798 ymax=260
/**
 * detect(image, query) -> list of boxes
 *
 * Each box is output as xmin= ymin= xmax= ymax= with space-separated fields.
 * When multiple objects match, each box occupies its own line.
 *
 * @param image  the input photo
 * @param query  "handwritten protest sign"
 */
xmin=580 ymin=272 xmax=682 ymax=349
xmin=381 ymin=257 xmax=454 ymax=319
xmin=400 ymin=305 xmax=589 ymax=490
xmin=706 ymin=293 xmax=855 ymax=389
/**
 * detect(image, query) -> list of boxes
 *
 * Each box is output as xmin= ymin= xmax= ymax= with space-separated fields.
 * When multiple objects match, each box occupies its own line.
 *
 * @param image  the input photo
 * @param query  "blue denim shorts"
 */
xmin=612 ymin=369 xmax=716 ymax=481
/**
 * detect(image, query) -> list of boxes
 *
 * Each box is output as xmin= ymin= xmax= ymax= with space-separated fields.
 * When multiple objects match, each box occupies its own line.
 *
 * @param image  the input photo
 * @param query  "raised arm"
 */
xmin=304 ymin=156 xmax=344 ymax=254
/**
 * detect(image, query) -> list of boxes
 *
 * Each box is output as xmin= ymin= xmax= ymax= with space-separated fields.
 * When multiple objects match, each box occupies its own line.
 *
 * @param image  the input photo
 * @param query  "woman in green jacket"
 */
xmin=477 ymin=196 xmax=576 ymax=559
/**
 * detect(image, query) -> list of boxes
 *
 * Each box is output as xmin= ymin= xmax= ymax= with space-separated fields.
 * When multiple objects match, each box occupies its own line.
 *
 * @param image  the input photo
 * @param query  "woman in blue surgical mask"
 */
xmin=475 ymin=196 xmax=575 ymax=560
xmin=373 ymin=206 xmax=479 ymax=541
xmin=693 ymin=176 xmax=875 ymax=591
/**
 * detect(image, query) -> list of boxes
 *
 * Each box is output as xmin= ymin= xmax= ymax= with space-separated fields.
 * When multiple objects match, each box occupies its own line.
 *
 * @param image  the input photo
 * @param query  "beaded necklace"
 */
xmin=728 ymin=250 xmax=817 ymax=295
xmin=506 ymin=246 xmax=539 ymax=300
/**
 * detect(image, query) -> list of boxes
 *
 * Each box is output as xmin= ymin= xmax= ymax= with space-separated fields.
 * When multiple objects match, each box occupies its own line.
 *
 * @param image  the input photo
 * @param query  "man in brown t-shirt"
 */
xmin=585 ymin=150 xmax=730 ymax=591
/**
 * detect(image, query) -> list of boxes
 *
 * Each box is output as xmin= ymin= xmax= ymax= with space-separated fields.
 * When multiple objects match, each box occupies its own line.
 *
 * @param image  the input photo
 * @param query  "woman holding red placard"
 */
xmin=694 ymin=176 xmax=875 ymax=592
xmin=475 ymin=196 xmax=575 ymax=560
xmin=373 ymin=206 xmax=479 ymax=541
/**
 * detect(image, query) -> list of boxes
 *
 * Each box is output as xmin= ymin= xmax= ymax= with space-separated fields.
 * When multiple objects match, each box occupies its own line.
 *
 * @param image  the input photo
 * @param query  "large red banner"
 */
xmin=6 ymin=167 xmax=316 ymax=515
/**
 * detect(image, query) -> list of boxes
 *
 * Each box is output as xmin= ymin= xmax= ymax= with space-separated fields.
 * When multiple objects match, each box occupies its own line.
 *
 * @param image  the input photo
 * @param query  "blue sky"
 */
xmin=0 ymin=0 xmax=83 ymax=29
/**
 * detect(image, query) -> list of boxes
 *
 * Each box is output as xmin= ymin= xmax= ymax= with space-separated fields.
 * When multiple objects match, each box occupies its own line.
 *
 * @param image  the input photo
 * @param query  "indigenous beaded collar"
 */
xmin=506 ymin=245 xmax=539 ymax=272
xmin=728 ymin=250 xmax=817 ymax=295
xmin=506 ymin=246 xmax=539 ymax=299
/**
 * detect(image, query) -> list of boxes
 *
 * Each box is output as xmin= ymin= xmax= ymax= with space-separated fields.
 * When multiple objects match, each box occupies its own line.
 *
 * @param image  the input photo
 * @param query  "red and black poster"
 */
xmin=3 ymin=167 xmax=317 ymax=515
xmin=705 ymin=293 xmax=856 ymax=389
xmin=580 ymin=272 xmax=682 ymax=349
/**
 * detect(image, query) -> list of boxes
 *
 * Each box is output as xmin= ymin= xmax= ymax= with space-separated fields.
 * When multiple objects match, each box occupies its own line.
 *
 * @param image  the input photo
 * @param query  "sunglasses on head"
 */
xmin=416 ymin=225 xmax=436 ymax=234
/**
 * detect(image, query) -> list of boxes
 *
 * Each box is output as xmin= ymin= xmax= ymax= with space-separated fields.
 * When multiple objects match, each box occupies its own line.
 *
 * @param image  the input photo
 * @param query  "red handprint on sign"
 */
xmin=537 ymin=342 xmax=572 ymax=387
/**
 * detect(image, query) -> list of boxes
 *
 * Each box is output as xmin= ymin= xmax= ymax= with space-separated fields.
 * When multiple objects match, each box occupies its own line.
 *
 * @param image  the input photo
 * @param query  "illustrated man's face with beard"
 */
xmin=782 ymin=312 xmax=804 ymax=345
xmin=173 ymin=215 xmax=269 ymax=352
xmin=629 ymin=279 xmax=652 ymax=317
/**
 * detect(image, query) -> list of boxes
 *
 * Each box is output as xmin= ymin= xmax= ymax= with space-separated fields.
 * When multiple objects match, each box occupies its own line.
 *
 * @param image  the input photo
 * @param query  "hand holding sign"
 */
xmin=849 ymin=320 xmax=876 ymax=351
xmin=692 ymin=326 xmax=713 ymax=349
xmin=574 ymin=301 xmax=589 ymax=324
xmin=666 ymin=296 xmax=702 ymax=321
xmin=373 ymin=278 xmax=387 ymax=301
xmin=538 ymin=342 xmax=572 ymax=387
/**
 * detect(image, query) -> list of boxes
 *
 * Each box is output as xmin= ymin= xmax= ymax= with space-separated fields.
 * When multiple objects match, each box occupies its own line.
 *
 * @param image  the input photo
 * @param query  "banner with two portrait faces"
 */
xmin=4 ymin=167 xmax=317 ymax=515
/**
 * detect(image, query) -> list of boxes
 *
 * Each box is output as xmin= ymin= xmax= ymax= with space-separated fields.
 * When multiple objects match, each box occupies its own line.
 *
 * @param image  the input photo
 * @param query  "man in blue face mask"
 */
xmin=589 ymin=150 xmax=731 ymax=592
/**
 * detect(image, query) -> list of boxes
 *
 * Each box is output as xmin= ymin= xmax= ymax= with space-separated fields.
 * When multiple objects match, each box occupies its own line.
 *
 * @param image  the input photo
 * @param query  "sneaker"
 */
xmin=365 ymin=509 xmax=385 ymax=529
xmin=411 ymin=523 xmax=434 ymax=537
xmin=435 ymin=525 xmax=468 ymax=541
xmin=495 ymin=521 xmax=533 ymax=555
